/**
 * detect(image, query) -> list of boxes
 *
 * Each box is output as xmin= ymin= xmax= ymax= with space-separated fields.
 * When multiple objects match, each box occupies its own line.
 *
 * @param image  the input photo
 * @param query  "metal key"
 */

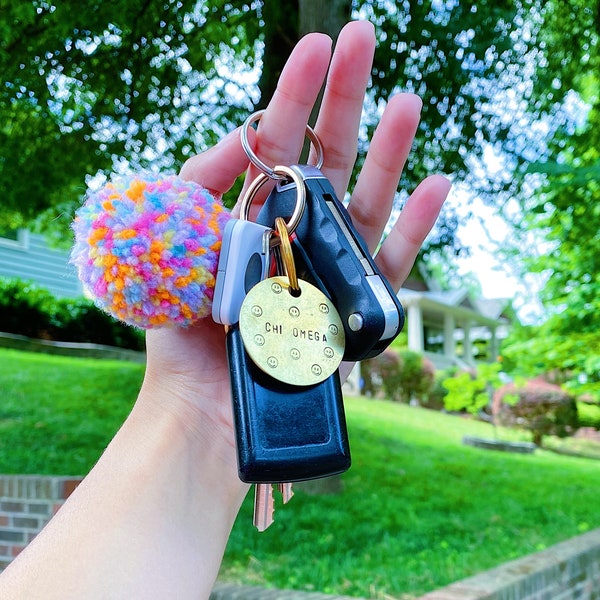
xmin=253 ymin=481 xmax=293 ymax=531
xmin=277 ymin=482 xmax=294 ymax=504
xmin=227 ymin=173 xmax=350 ymax=533
xmin=253 ymin=483 xmax=275 ymax=532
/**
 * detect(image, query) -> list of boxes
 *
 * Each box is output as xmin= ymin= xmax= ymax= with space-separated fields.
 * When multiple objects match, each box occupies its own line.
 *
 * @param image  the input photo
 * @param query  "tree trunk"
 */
xmin=256 ymin=1 xmax=299 ymax=109
xmin=298 ymin=0 xmax=351 ymax=38
xmin=299 ymin=0 xmax=350 ymax=126
xmin=257 ymin=0 xmax=351 ymax=120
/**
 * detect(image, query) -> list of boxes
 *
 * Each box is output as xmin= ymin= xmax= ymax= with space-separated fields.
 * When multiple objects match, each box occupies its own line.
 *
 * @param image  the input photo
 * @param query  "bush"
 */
xmin=360 ymin=348 xmax=434 ymax=404
xmin=52 ymin=297 xmax=144 ymax=350
xmin=422 ymin=371 xmax=450 ymax=410
xmin=492 ymin=378 xmax=578 ymax=446
xmin=442 ymin=362 xmax=503 ymax=416
xmin=0 ymin=278 xmax=57 ymax=339
xmin=0 ymin=277 xmax=144 ymax=351
xmin=360 ymin=349 xmax=400 ymax=398
xmin=394 ymin=350 xmax=435 ymax=404
xmin=577 ymin=401 xmax=600 ymax=429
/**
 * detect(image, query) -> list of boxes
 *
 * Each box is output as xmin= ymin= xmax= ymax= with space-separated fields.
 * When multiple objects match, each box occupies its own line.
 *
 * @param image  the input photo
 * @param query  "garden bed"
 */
xmin=462 ymin=435 xmax=537 ymax=453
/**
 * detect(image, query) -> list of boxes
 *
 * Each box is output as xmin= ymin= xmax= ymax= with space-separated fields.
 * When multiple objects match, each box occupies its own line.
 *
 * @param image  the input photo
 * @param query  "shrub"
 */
xmin=361 ymin=349 xmax=434 ymax=404
xmin=422 ymin=371 xmax=450 ymax=411
xmin=492 ymin=378 xmax=578 ymax=446
xmin=442 ymin=362 xmax=503 ymax=416
xmin=0 ymin=277 xmax=144 ymax=350
xmin=52 ymin=297 xmax=144 ymax=350
xmin=577 ymin=401 xmax=600 ymax=429
xmin=0 ymin=278 xmax=57 ymax=338
xmin=360 ymin=349 xmax=401 ymax=398
xmin=394 ymin=350 xmax=435 ymax=404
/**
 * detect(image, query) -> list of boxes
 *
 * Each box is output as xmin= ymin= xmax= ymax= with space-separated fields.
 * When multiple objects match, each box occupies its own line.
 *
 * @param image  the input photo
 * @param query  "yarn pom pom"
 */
xmin=70 ymin=172 xmax=231 ymax=328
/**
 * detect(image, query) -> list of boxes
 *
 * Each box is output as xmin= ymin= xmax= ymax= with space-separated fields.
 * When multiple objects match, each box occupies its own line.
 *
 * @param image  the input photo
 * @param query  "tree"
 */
xmin=1 ymin=0 xmax=546 ymax=258
xmin=442 ymin=362 xmax=503 ymax=415
xmin=500 ymin=0 xmax=600 ymax=401
xmin=0 ymin=0 xmax=260 ymax=226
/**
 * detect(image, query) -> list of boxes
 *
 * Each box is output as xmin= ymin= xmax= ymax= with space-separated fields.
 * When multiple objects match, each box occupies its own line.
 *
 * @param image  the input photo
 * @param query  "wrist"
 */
xmin=131 ymin=374 xmax=250 ymax=512
xmin=1 ymin=369 xmax=249 ymax=600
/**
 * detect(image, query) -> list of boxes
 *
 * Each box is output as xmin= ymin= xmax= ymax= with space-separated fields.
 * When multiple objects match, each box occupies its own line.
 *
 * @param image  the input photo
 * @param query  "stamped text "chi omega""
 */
xmin=265 ymin=322 xmax=329 ymax=343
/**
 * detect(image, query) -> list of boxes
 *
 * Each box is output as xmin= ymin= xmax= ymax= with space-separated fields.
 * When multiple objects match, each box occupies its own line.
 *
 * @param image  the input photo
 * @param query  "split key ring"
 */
xmin=239 ymin=165 xmax=306 ymax=238
xmin=240 ymin=109 xmax=324 ymax=180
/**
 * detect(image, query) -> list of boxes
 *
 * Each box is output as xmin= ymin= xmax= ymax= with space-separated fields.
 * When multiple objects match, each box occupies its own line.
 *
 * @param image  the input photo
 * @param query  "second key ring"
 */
xmin=239 ymin=165 xmax=306 ymax=237
xmin=241 ymin=109 xmax=324 ymax=179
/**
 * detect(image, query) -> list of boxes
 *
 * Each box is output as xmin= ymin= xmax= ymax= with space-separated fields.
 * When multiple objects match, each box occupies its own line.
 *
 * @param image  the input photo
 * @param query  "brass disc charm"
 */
xmin=239 ymin=276 xmax=345 ymax=386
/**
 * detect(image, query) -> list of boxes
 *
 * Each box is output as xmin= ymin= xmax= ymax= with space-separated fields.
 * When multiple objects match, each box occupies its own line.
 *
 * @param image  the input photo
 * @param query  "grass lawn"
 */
xmin=0 ymin=349 xmax=141 ymax=474
xmin=220 ymin=397 xmax=600 ymax=597
xmin=1 ymin=348 xmax=599 ymax=598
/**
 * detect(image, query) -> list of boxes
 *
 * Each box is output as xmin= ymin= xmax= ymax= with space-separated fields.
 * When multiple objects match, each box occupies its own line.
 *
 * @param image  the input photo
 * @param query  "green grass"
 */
xmin=220 ymin=399 xmax=600 ymax=598
xmin=0 ymin=348 xmax=599 ymax=598
xmin=0 ymin=349 xmax=142 ymax=474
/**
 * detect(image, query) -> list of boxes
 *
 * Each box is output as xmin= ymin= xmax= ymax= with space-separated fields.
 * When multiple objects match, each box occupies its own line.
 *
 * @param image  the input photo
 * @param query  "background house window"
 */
xmin=0 ymin=228 xmax=29 ymax=250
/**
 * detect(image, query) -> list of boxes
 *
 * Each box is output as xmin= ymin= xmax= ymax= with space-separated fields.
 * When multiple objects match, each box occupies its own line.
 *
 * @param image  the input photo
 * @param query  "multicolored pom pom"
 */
xmin=70 ymin=172 xmax=231 ymax=328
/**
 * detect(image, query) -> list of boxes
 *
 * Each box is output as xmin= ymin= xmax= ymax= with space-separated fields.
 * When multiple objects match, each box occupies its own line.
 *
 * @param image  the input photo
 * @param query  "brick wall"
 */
xmin=0 ymin=475 xmax=81 ymax=571
xmin=418 ymin=527 xmax=600 ymax=600
xmin=1 ymin=474 xmax=599 ymax=600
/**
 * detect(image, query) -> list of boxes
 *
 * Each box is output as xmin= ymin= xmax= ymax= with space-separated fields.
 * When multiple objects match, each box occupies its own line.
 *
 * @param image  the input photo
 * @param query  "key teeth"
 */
xmin=253 ymin=483 xmax=295 ymax=531
xmin=278 ymin=482 xmax=294 ymax=504
xmin=256 ymin=517 xmax=273 ymax=533
xmin=253 ymin=483 xmax=275 ymax=532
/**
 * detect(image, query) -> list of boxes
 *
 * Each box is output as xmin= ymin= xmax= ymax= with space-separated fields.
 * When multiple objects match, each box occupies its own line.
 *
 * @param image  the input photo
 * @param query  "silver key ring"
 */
xmin=241 ymin=109 xmax=324 ymax=179
xmin=239 ymin=165 xmax=306 ymax=237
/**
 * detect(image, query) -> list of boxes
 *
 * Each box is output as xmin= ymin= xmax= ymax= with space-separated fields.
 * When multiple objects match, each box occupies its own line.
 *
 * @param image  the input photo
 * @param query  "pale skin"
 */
xmin=0 ymin=21 xmax=451 ymax=600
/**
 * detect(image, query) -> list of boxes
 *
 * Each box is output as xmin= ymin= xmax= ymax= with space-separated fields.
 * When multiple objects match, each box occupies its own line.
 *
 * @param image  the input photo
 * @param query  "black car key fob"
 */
xmin=255 ymin=164 xmax=405 ymax=361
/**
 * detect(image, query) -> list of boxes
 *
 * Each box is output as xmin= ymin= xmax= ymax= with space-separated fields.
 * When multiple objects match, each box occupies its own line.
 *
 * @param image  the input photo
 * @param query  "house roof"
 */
xmin=398 ymin=287 xmax=513 ymax=329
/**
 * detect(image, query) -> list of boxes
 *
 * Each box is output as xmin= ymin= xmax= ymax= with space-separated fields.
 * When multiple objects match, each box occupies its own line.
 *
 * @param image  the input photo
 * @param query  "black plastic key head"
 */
xmin=226 ymin=324 xmax=351 ymax=483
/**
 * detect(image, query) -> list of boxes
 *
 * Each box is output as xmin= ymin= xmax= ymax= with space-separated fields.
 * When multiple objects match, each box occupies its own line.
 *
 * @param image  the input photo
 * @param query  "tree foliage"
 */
xmin=501 ymin=0 xmax=600 ymax=401
xmin=1 ymin=0 xmax=548 ymax=251
xmin=5 ymin=0 xmax=597 ymax=335
xmin=442 ymin=362 xmax=504 ymax=415
xmin=1 ymin=0 xmax=260 ymax=227
xmin=492 ymin=378 xmax=579 ymax=446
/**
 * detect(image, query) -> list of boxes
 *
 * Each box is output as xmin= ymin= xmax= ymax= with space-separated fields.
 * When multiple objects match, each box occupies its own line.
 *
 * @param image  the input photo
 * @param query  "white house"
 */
xmin=398 ymin=282 xmax=513 ymax=370
xmin=0 ymin=229 xmax=82 ymax=298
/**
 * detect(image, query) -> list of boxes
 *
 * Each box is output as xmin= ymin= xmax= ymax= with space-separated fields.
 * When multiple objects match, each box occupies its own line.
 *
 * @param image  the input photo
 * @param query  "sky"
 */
xmin=449 ymin=185 xmax=547 ymax=324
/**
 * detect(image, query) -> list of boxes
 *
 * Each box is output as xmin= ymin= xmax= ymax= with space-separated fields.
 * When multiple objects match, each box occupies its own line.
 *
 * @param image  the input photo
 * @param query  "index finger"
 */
xmin=237 ymin=32 xmax=332 ymax=212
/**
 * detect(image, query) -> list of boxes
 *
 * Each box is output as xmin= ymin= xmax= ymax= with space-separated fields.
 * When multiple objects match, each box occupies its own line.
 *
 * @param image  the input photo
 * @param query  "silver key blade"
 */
xmin=253 ymin=483 xmax=275 ymax=532
xmin=277 ymin=482 xmax=294 ymax=504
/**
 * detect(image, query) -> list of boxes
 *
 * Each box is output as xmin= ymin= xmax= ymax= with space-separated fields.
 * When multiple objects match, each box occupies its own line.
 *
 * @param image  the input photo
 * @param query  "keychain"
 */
xmin=225 ymin=172 xmax=351 ymax=485
xmin=69 ymin=109 xmax=405 ymax=532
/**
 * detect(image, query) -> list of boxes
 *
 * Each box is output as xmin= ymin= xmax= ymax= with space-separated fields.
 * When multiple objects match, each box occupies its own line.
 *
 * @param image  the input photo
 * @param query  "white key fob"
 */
xmin=212 ymin=219 xmax=272 ymax=325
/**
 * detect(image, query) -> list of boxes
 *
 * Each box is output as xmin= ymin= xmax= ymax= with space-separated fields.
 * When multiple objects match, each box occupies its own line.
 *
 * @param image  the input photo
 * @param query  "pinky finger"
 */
xmin=375 ymin=174 xmax=452 ymax=292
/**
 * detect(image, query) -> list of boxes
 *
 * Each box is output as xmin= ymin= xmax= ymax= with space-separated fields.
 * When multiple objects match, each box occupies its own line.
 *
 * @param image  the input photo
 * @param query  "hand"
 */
xmin=146 ymin=21 xmax=449 ymax=488
xmin=141 ymin=20 xmax=450 ymax=590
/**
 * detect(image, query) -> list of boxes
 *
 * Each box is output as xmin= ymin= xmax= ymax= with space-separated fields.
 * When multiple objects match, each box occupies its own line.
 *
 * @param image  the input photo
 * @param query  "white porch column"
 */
xmin=489 ymin=327 xmax=498 ymax=361
xmin=463 ymin=320 xmax=473 ymax=365
xmin=407 ymin=303 xmax=424 ymax=353
xmin=443 ymin=314 xmax=456 ymax=361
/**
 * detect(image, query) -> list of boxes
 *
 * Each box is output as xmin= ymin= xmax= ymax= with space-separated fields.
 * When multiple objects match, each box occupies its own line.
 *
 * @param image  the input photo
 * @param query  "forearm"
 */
xmin=0 ymin=380 xmax=249 ymax=600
